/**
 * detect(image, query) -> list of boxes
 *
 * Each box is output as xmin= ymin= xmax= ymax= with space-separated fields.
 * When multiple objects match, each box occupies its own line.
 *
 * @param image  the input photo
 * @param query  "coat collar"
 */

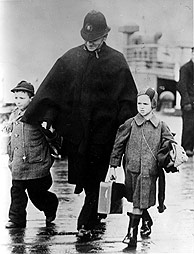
xmin=134 ymin=113 xmax=160 ymax=127
xmin=83 ymin=42 xmax=106 ymax=58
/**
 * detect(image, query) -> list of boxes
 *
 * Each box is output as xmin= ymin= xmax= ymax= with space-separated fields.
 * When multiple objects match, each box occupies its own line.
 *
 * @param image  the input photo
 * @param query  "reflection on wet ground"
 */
xmin=1 ymin=155 xmax=194 ymax=253
xmin=1 ymin=113 xmax=194 ymax=253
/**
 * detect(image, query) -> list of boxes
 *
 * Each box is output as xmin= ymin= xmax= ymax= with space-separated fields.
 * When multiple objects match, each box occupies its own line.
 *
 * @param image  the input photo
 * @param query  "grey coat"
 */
xmin=110 ymin=113 xmax=174 ymax=209
xmin=8 ymin=108 xmax=53 ymax=180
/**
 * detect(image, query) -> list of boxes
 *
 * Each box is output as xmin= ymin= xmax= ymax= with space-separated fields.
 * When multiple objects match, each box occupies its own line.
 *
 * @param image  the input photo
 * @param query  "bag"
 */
xmin=170 ymin=143 xmax=188 ymax=167
xmin=97 ymin=181 xmax=125 ymax=215
xmin=111 ymin=181 xmax=126 ymax=213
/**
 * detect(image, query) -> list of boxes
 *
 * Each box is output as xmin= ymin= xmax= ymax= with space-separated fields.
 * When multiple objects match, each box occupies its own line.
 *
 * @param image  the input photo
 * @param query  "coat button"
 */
xmin=14 ymin=134 xmax=19 ymax=137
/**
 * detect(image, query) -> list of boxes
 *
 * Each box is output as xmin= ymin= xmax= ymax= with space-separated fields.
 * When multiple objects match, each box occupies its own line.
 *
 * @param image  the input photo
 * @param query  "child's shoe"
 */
xmin=140 ymin=220 xmax=152 ymax=237
xmin=140 ymin=210 xmax=153 ymax=237
xmin=122 ymin=212 xmax=141 ymax=249
xmin=5 ymin=220 xmax=26 ymax=228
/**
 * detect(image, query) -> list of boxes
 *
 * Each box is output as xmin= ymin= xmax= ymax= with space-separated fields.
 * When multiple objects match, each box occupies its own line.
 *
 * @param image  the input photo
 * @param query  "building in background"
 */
xmin=119 ymin=24 xmax=191 ymax=113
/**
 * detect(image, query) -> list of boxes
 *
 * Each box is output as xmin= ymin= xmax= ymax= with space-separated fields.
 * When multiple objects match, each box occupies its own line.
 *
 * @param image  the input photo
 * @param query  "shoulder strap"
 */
xmin=141 ymin=127 xmax=157 ymax=161
xmin=125 ymin=117 xmax=134 ymax=128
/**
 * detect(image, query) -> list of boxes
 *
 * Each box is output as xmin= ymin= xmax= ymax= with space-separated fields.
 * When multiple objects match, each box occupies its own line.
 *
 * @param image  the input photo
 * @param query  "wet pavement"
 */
xmin=0 ymin=112 xmax=194 ymax=254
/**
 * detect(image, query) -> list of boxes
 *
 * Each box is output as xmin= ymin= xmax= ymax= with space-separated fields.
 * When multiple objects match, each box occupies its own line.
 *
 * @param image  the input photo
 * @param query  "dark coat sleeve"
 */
xmin=117 ymin=67 xmax=138 ymax=126
xmin=157 ymin=121 xmax=178 ymax=173
xmin=22 ymin=59 xmax=66 ymax=126
xmin=177 ymin=60 xmax=194 ymax=107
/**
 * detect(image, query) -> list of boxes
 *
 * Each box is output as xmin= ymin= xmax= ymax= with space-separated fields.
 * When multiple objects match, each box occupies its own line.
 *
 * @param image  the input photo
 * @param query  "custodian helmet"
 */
xmin=80 ymin=10 xmax=111 ymax=41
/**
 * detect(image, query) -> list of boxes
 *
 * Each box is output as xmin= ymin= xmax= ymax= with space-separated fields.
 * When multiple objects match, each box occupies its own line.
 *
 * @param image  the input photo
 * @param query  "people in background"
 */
xmin=177 ymin=47 xmax=194 ymax=157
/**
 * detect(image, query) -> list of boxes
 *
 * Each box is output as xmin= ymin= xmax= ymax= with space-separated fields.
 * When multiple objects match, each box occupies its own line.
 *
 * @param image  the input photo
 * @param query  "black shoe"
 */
xmin=97 ymin=214 xmax=107 ymax=220
xmin=140 ymin=220 xmax=152 ymax=237
xmin=122 ymin=235 xmax=137 ymax=248
xmin=128 ymin=237 xmax=137 ymax=248
xmin=122 ymin=234 xmax=130 ymax=244
xmin=46 ymin=214 xmax=56 ymax=226
xmin=77 ymin=229 xmax=92 ymax=240
xmin=74 ymin=185 xmax=83 ymax=194
xmin=141 ymin=210 xmax=153 ymax=237
xmin=186 ymin=150 xmax=193 ymax=157
xmin=5 ymin=221 xmax=26 ymax=229
xmin=45 ymin=198 xmax=58 ymax=226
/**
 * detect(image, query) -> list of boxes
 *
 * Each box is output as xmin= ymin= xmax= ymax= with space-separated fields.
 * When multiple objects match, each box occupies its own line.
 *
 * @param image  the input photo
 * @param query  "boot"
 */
xmin=122 ymin=212 xmax=141 ymax=248
xmin=140 ymin=209 xmax=153 ymax=237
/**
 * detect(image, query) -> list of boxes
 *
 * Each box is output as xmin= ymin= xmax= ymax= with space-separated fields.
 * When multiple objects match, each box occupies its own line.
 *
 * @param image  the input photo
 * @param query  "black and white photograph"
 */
xmin=0 ymin=0 xmax=193 ymax=253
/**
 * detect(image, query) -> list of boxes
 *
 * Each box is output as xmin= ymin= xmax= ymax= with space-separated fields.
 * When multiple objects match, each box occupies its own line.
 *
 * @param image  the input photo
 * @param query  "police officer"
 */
xmin=22 ymin=10 xmax=138 ymax=237
xmin=177 ymin=47 xmax=194 ymax=157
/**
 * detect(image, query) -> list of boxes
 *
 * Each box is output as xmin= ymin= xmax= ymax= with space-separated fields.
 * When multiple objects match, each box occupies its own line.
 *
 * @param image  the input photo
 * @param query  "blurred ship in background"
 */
xmin=119 ymin=23 xmax=191 ymax=114
xmin=0 ymin=22 xmax=192 ymax=153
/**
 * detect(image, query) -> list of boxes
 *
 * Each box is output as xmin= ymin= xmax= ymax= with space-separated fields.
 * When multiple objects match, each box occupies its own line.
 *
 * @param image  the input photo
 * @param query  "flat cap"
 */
xmin=11 ymin=81 xmax=34 ymax=95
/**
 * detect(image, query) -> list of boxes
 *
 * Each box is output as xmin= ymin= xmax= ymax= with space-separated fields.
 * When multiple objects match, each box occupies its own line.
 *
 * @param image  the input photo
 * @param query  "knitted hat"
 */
xmin=137 ymin=87 xmax=158 ymax=108
xmin=11 ymin=81 xmax=34 ymax=96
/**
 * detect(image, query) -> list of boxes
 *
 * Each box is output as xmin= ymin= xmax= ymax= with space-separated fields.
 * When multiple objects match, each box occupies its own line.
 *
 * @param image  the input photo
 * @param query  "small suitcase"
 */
xmin=97 ymin=181 xmax=125 ymax=214
xmin=98 ymin=181 xmax=112 ymax=214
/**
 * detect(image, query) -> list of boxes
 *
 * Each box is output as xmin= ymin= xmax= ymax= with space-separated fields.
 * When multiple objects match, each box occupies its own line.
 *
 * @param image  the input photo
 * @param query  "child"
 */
xmin=5 ymin=81 xmax=58 ymax=228
xmin=109 ymin=88 xmax=176 ymax=248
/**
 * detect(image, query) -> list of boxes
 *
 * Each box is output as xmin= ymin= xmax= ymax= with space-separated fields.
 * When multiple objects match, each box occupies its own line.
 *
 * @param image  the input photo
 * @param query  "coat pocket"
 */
xmin=28 ymin=140 xmax=43 ymax=163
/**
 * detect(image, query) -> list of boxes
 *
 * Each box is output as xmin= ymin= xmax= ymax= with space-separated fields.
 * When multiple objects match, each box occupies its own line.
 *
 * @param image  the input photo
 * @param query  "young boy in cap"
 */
xmin=109 ymin=88 xmax=177 ymax=248
xmin=5 ymin=81 xmax=58 ymax=228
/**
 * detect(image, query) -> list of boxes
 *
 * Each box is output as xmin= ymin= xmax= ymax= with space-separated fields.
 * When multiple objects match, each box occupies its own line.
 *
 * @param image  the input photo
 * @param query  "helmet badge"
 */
xmin=85 ymin=23 xmax=93 ymax=32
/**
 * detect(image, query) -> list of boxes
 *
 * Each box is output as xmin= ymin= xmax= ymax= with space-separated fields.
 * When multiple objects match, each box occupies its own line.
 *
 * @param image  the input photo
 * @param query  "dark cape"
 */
xmin=22 ymin=43 xmax=138 ymax=185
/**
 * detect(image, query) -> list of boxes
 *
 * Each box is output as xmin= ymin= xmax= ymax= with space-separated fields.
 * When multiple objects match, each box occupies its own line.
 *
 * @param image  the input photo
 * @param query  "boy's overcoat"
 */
xmin=8 ymin=108 xmax=53 ymax=180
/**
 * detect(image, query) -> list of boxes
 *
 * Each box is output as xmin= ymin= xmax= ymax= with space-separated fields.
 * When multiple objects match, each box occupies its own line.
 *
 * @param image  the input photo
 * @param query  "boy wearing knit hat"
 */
xmin=4 ymin=81 xmax=58 ymax=228
xmin=109 ymin=87 xmax=177 ymax=248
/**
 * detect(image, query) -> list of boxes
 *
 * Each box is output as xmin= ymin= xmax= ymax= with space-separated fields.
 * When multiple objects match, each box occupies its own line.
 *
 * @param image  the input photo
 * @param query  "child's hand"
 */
xmin=109 ymin=166 xmax=117 ymax=181
xmin=2 ymin=122 xmax=12 ymax=133
xmin=41 ymin=121 xmax=47 ymax=129
xmin=41 ymin=121 xmax=55 ymax=133
xmin=166 ymin=160 xmax=174 ymax=168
